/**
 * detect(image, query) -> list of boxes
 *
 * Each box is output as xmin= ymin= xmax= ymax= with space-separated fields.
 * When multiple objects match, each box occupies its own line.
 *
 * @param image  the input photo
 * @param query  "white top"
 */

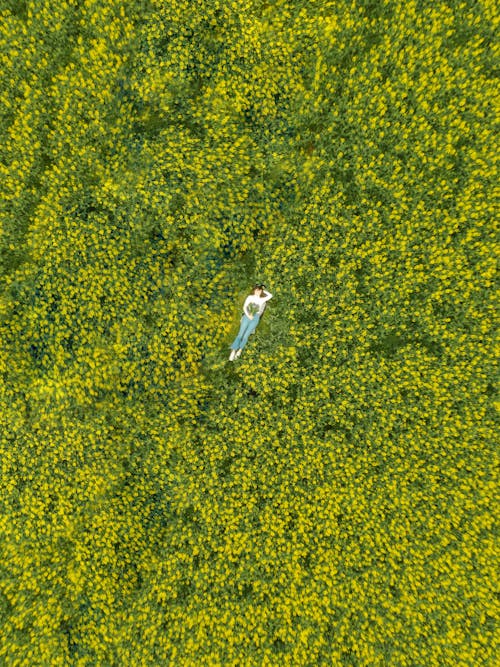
xmin=243 ymin=289 xmax=273 ymax=317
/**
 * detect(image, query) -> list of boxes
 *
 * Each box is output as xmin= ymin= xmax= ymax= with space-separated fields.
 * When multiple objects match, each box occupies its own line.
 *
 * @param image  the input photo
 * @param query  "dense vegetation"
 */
xmin=0 ymin=0 xmax=497 ymax=665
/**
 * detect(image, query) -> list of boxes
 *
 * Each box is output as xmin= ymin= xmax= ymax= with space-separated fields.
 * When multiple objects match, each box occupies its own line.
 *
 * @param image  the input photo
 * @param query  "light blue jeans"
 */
xmin=230 ymin=313 xmax=260 ymax=350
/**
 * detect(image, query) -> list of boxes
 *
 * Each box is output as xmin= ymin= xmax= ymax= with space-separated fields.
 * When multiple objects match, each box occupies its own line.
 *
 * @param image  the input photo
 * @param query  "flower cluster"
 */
xmin=0 ymin=0 xmax=496 ymax=665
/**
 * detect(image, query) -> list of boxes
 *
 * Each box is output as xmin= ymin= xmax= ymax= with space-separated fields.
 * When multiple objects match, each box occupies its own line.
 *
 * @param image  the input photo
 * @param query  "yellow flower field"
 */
xmin=0 ymin=0 xmax=498 ymax=665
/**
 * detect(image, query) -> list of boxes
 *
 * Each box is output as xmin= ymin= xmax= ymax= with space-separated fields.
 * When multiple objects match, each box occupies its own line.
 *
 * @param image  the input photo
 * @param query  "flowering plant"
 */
xmin=247 ymin=303 xmax=260 ymax=316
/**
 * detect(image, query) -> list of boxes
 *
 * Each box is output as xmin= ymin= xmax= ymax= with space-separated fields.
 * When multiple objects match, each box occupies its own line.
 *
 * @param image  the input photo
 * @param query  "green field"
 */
xmin=0 ymin=0 xmax=498 ymax=665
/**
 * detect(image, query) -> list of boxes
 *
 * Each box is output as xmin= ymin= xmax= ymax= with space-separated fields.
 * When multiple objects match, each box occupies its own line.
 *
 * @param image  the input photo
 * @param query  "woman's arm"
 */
xmin=261 ymin=289 xmax=273 ymax=302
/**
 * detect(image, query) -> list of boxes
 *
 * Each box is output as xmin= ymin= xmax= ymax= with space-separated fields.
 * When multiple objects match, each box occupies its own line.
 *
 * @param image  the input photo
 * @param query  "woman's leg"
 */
xmin=237 ymin=314 xmax=260 ymax=350
xmin=230 ymin=314 xmax=253 ymax=350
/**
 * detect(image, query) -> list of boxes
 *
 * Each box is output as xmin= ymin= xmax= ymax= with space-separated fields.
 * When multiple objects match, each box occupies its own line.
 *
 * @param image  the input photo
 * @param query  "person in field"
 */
xmin=229 ymin=284 xmax=273 ymax=361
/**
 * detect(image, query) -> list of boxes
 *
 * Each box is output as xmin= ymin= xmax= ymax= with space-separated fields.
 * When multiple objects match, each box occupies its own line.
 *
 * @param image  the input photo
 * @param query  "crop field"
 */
xmin=0 ymin=0 xmax=498 ymax=665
